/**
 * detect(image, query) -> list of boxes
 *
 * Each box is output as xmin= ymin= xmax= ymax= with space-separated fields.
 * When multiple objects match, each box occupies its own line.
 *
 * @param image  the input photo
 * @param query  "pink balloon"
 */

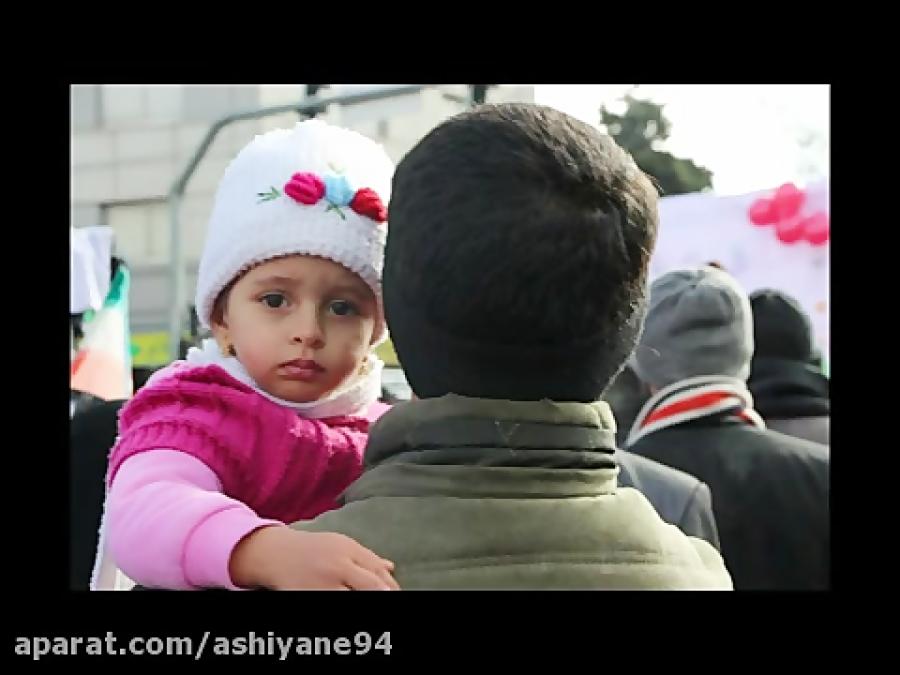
xmin=772 ymin=183 xmax=806 ymax=220
xmin=801 ymin=212 xmax=830 ymax=246
xmin=748 ymin=198 xmax=777 ymax=226
xmin=775 ymin=216 xmax=805 ymax=244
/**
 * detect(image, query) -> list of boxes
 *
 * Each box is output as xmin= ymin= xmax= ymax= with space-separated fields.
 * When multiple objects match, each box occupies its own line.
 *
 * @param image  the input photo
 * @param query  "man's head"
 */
xmin=632 ymin=267 xmax=754 ymax=389
xmin=384 ymin=103 xmax=659 ymax=401
xmin=749 ymin=289 xmax=815 ymax=363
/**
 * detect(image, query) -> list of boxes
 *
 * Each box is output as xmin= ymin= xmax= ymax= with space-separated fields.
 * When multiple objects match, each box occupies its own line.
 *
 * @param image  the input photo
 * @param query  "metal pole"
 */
xmin=470 ymin=85 xmax=491 ymax=106
xmin=167 ymin=85 xmax=428 ymax=360
xmin=168 ymin=192 xmax=184 ymax=359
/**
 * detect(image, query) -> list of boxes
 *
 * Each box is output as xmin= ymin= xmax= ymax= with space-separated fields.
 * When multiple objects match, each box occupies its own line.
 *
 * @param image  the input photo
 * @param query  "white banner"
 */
xmin=651 ymin=180 xmax=829 ymax=361
xmin=71 ymin=226 xmax=113 ymax=314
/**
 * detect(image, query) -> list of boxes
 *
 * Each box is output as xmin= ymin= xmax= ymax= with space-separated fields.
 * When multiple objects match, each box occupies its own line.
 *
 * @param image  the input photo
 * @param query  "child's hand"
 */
xmin=229 ymin=525 xmax=399 ymax=591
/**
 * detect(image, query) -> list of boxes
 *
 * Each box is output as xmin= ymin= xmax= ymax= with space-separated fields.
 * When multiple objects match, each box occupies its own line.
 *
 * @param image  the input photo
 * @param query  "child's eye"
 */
xmin=261 ymin=293 xmax=288 ymax=309
xmin=329 ymin=300 xmax=358 ymax=316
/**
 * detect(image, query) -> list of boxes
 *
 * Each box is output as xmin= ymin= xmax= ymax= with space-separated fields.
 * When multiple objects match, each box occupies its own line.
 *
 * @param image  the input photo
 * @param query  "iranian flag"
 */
xmin=71 ymin=263 xmax=133 ymax=401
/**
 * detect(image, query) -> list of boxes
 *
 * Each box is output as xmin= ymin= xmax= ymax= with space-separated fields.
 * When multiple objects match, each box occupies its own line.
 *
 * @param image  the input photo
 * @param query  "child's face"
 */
xmin=211 ymin=255 xmax=378 ymax=403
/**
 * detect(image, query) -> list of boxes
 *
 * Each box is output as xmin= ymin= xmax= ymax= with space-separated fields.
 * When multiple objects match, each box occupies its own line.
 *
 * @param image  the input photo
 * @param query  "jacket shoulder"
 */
xmin=617 ymin=449 xmax=703 ymax=493
xmin=753 ymin=428 xmax=830 ymax=472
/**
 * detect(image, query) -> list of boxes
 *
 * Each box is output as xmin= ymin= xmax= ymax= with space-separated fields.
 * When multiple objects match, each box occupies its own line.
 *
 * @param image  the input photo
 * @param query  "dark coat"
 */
xmin=70 ymin=399 xmax=126 ymax=590
xmin=628 ymin=416 xmax=829 ymax=590
xmin=615 ymin=449 xmax=720 ymax=549
xmin=748 ymin=356 xmax=829 ymax=445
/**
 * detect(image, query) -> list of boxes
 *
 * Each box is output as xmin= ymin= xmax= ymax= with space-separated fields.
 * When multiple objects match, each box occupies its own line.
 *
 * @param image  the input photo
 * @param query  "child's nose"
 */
xmin=290 ymin=307 xmax=325 ymax=348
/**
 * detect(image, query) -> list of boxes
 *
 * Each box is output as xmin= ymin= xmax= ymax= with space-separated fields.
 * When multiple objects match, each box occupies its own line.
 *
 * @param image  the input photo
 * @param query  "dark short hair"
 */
xmin=384 ymin=103 xmax=660 ymax=401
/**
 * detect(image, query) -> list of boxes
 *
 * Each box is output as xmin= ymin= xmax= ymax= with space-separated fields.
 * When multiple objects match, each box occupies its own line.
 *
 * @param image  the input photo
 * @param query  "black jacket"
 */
xmin=605 ymin=366 xmax=650 ymax=448
xmin=70 ymin=399 xmax=127 ymax=590
xmin=748 ymin=357 xmax=829 ymax=445
xmin=615 ymin=449 xmax=720 ymax=550
xmin=628 ymin=416 xmax=829 ymax=590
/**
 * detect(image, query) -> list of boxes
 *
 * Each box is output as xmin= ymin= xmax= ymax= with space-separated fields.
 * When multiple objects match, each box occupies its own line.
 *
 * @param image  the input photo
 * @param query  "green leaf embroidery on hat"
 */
xmin=325 ymin=202 xmax=347 ymax=220
xmin=256 ymin=186 xmax=281 ymax=203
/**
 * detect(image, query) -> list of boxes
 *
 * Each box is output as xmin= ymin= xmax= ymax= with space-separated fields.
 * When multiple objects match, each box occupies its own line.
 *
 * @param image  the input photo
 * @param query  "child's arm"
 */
xmin=106 ymin=450 xmax=281 ymax=590
xmin=107 ymin=449 xmax=399 ymax=591
xmin=228 ymin=525 xmax=399 ymax=590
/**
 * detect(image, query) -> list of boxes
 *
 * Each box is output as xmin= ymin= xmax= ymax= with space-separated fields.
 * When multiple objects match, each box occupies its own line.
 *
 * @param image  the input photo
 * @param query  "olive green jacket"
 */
xmin=293 ymin=395 xmax=732 ymax=590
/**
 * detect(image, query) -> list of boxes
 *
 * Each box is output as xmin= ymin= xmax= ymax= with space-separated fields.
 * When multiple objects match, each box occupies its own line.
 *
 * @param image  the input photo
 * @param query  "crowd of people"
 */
xmin=71 ymin=103 xmax=830 ymax=591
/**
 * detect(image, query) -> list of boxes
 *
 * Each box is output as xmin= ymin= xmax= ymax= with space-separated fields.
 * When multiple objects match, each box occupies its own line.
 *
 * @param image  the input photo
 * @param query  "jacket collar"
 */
xmin=345 ymin=394 xmax=619 ymax=501
xmin=749 ymin=357 xmax=830 ymax=418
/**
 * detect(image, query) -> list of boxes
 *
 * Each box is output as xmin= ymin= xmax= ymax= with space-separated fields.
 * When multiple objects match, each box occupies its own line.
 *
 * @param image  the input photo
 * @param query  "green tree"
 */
xmin=600 ymin=95 xmax=713 ymax=196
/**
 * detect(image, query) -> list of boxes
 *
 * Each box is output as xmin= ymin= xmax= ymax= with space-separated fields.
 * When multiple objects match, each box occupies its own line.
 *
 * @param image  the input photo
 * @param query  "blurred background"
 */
xmin=70 ymin=84 xmax=829 ymax=403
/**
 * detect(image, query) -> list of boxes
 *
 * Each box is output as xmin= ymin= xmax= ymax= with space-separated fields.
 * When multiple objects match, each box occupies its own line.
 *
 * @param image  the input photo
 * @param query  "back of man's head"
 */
xmin=384 ymin=103 xmax=659 ymax=401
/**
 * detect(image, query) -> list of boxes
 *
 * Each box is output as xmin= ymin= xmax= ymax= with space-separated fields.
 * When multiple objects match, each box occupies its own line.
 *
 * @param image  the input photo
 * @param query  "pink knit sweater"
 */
xmin=105 ymin=364 xmax=389 ymax=590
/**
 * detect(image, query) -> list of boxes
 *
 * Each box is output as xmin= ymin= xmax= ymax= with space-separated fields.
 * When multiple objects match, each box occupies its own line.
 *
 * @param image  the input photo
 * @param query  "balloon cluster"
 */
xmin=747 ymin=183 xmax=829 ymax=245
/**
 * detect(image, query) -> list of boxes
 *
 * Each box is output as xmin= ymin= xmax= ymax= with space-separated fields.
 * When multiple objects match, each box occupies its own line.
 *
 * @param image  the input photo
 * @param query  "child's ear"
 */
xmin=210 ymin=303 xmax=234 ymax=357
xmin=210 ymin=322 xmax=235 ymax=358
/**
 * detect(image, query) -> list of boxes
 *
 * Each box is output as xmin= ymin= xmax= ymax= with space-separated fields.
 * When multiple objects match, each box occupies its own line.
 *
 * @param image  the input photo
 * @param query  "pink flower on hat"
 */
xmin=284 ymin=172 xmax=326 ymax=204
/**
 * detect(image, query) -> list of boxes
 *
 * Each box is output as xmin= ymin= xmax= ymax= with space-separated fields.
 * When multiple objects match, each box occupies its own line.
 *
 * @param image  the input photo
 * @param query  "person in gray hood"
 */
xmin=626 ymin=266 xmax=829 ymax=590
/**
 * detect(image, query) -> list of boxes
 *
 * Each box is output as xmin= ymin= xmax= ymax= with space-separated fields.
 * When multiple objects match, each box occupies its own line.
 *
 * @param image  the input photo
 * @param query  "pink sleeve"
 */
xmin=106 ymin=450 xmax=282 ymax=590
xmin=366 ymin=400 xmax=392 ymax=421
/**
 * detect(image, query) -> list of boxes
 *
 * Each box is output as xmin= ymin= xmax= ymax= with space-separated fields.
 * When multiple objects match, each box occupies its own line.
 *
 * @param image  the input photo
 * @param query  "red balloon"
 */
xmin=775 ymin=216 xmax=805 ymax=244
xmin=772 ymin=183 xmax=806 ymax=220
xmin=801 ymin=212 xmax=830 ymax=246
xmin=748 ymin=198 xmax=777 ymax=226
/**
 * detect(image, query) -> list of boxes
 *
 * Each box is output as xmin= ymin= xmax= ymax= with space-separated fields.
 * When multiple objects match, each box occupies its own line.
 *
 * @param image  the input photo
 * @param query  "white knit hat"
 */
xmin=195 ymin=119 xmax=394 ymax=343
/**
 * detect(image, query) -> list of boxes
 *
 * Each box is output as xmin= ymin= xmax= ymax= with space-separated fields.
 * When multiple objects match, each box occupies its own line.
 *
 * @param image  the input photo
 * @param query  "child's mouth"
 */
xmin=279 ymin=359 xmax=325 ymax=380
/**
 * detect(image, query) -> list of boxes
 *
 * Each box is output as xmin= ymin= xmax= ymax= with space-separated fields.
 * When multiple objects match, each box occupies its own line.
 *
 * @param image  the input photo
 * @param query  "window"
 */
xmin=103 ymin=200 xmax=170 ymax=266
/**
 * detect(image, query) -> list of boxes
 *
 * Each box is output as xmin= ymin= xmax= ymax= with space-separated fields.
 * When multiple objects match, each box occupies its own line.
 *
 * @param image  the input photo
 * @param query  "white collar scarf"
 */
xmin=626 ymin=375 xmax=766 ymax=448
xmin=180 ymin=338 xmax=384 ymax=419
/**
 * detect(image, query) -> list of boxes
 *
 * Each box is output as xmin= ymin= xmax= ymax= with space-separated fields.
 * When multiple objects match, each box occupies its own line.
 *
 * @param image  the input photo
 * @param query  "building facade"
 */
xmin=71 ymin=84 xmax=534 ymax=365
